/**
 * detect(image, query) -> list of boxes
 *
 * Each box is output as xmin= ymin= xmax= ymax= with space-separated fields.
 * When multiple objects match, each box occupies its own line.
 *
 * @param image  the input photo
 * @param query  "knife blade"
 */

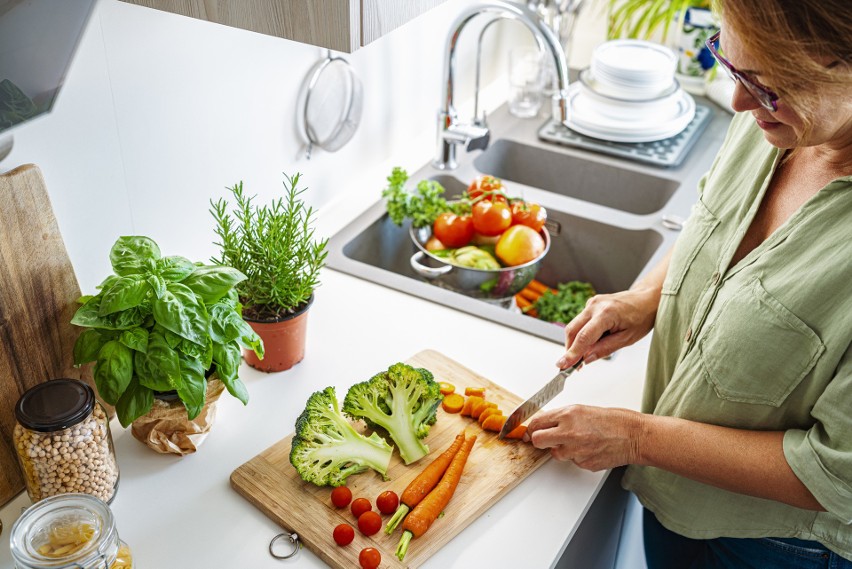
xmin=498 ymin=359 xmax=584 ymax=439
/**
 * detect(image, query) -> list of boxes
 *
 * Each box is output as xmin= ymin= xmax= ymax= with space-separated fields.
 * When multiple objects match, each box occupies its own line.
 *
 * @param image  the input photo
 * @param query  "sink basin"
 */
xmin=329 ymin=192 xmax=665 ymax=343
xmin=474 ymin=140 xmax=679 ymax=215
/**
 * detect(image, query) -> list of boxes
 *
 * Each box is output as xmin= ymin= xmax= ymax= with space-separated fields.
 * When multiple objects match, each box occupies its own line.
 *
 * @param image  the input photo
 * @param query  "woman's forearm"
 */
xmin=637 ymin=414 xmax=824 ymax=511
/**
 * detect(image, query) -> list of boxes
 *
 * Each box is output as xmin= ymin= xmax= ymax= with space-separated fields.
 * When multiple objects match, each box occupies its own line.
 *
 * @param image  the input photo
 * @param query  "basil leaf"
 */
xmin=115 ymin=376 xmax=154 ymax=428
xmin=182 ymin=265 xmax=246 ymax=304
xmin=109 ymin=236 xmax=160 ymax=276
xmin=96 ymin=274 xmax=121 ymax=291
xmin=119 ymin=327 xmax=149 ymax=353
xmin=177 ymin=355 xmax=206 ymax=420
xmin=99 ymin=276 xmax=150 ymax=315
xmin=156 ymin=255 xmax=195 ymax=282
xmin=179 ymin=337 xmax=213 ymax=370
xmin=147 ymin=274 xmax=166 ymax=299
xmin=109 ymin=306 xmax=148 ymax=330
xmin=94 ymin=340 xmax=133 ymax=406
xmin=213 ymin=342 xmax=248 ymax=405
xmin=73 ymin=329 xmax=108 ymax=365
xmin=152 ymin=283 xmax=209 ymax=346
xmin=134 ymin=333 xmax=182 ymax=392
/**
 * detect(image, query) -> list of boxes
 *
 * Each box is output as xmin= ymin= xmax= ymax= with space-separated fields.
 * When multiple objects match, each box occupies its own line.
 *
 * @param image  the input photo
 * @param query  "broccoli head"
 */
xmin=343 ymin=363 xmax=442 ymax=465
xmin=289 ymin=386 xmax=394 ymax=487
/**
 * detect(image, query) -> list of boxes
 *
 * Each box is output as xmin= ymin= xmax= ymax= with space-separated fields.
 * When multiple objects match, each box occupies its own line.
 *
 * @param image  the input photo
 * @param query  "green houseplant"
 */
xmin=210 ymin=173 xmax=328 ymax=372
xmin=606 ymin=0 xmax=710 ymax=42
xmin=71 ymin=236 xmax=263 ymax=433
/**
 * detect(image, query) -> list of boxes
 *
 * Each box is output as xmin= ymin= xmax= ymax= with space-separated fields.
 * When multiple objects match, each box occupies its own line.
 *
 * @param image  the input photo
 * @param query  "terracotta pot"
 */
xmin=243 ymin=296 xmax=313 ymax=372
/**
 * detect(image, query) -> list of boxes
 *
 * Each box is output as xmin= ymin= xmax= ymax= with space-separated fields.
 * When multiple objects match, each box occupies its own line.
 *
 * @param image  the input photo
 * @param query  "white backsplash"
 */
xmin=2 ymin=0 xmax=605 ymax=294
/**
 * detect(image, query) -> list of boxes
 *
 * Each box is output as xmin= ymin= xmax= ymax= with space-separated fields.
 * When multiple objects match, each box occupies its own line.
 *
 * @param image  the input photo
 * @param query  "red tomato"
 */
xmin=330 ymin=486 xmax=352 ymax=508
xmin=432 ymin=212 xmax=474 ymax=248
xmin=511 ymin=201 xmax=547 ymax=232
xmin=376 ymin=491 xmax=399 ymax=515
xmin=350 ymin=497 xmax=371 ymax=519
xmin=472 ymin=200 xmax=512 ymax=236
xmin=357 ymin=511 xmax=382 ymax=536
xmin=332 ymin=523 xmax=355 ymax=546
xmin=495 ymin=225 xmax=546 ymax=266
xmin=359 ymin=547 xmax=382 ymax=569
xmin=467 ymin=175 xmax=505 ymax=201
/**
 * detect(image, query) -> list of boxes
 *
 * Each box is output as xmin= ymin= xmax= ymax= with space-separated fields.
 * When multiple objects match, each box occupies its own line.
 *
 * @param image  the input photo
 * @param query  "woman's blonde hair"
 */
xmin=712 ymin=0 xmax=851 ymax=128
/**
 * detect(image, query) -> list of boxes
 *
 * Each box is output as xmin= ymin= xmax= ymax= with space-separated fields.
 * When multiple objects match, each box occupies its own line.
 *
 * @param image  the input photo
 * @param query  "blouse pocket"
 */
xmin=698 ymin=278 xmax=825 ymax=407
xmin=661 ymin=199 xmax=720 ymax=296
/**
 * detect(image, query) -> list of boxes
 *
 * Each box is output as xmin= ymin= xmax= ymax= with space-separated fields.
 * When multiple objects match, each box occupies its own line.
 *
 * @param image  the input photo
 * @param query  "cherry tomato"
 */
xmin=511 ymin=201 xmax=547 ymax=232
xmin=425 ymin=235 xmax=446 ymax=252
xmin=472 ymin=200 xmax=512 ymax=236
xmin=495 ymin=225 xmax=546 ymax=266
xmin=359 ymin=547 xmax=382 ymax=569
xmin=467 ymin=175 xmax=506 ymax=202
xmin=332 ymin=523 xmax=355 ymax=546
xmin=432 ymin=212 xmax=474 ymax=248
xmin=350 ymin=497 xmax=371 ymax=519
xmin=357 ymin=510 xmax=382 ymax=536
xmin=330 ymin=486 xmax=352 ymax=508
xmin=376 ymin=490 xmax=399 ymax=515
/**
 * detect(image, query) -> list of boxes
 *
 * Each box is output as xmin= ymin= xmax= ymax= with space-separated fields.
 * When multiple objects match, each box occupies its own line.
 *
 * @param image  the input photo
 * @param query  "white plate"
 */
xmin=566 ymin=83 xmax=695 ymax=143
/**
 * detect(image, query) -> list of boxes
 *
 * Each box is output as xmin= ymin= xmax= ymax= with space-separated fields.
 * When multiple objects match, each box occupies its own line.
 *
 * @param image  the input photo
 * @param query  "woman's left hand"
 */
xmin=524 ymin=405 xmax=645 ymax=471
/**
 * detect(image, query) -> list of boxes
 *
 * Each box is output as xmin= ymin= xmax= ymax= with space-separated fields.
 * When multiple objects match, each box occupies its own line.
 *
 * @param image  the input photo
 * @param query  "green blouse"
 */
xmin=622 ymin=112 xmax=852 ymax=558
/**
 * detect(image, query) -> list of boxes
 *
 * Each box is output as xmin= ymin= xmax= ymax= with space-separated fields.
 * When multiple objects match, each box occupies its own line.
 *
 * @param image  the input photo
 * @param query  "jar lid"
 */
xmin=15 ymin=379 xmax=95 ymax=432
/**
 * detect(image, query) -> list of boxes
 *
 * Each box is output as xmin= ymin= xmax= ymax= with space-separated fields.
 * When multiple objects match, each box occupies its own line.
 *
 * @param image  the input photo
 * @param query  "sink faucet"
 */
xmin=433 ymin=0 xmax=571 ymax=171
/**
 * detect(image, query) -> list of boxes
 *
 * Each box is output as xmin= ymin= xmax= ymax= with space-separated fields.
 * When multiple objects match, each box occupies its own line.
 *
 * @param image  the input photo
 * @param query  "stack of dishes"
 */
xmin=566 ymin=40 xmax=696 ymax=143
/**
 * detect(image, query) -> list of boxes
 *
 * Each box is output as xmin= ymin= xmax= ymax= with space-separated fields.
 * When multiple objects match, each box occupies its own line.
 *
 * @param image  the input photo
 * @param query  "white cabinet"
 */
xmin=120 ymin=0 xmax=450 ymax=52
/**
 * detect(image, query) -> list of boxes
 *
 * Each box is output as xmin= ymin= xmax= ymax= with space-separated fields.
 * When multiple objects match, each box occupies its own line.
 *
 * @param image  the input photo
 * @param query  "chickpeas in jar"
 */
xmin=9 ymin=493 xmax=133 ymax=569
xmin=13 ymin=379 xmax=119 ymax=504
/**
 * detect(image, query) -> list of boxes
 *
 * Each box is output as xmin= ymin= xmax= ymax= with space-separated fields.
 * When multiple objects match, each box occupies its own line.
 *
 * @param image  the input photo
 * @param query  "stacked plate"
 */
xmin=566 ymin=40 xmax=696 ymax=143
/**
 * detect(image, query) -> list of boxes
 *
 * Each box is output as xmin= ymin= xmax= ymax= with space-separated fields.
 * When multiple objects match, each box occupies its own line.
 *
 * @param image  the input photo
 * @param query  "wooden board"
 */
xmin=0 ymin=164 xmax=95 ymax=506
xmin=231 ymin=349 xmax=550 ymax=568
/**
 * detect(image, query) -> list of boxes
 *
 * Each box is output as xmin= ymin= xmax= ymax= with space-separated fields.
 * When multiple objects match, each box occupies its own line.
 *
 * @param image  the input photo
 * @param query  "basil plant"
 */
xmin=72 ymin=236 xmax=264 ymax=427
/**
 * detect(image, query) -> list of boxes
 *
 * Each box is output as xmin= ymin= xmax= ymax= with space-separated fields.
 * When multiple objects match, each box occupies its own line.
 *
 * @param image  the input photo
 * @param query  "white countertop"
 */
xmin=1 ymin=97 xmax=731 ymax=567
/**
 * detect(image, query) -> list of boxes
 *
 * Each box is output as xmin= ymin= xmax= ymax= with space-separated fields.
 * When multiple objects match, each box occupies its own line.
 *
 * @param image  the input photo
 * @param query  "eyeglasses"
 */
xmin=706 ymin=30 xmax=780 ymax=111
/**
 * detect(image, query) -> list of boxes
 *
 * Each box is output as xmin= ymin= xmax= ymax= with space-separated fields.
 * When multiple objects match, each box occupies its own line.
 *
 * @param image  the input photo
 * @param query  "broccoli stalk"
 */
xmin=343 ymin=363 xmax=442 ymax=465
xmin=289 ymin=386 xmax=394 ymax=487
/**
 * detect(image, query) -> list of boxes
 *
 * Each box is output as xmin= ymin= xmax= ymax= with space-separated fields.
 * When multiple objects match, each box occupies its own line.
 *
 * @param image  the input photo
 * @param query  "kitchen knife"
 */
xmin=498 ymin=359 xmax=584 ymax=439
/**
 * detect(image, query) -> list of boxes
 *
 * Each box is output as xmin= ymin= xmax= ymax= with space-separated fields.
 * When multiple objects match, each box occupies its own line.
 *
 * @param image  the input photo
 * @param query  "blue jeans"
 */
xmin=643 ymin=508 xmax=852 ymax=569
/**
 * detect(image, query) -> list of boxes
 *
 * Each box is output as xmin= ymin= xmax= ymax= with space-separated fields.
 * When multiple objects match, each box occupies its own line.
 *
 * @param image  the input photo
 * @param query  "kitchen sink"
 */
xmin=474 ymin=140 xmax=680 ymax=215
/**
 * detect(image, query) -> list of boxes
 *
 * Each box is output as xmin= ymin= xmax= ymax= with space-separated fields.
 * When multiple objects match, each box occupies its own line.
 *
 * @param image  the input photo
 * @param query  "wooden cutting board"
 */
xmin=231 ymin=349 xmax=550 ymax=568
xmin=0 ymin=164 xmax=95 ymax=506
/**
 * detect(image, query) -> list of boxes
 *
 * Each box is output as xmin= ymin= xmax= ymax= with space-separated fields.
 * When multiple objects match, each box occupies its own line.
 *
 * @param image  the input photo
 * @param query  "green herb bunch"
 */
xmin=533 ymin=281 xmax=597 ymax=325
xmin=71 ymin=236 xmax=264 ymax=427
xmin=382 ymin=167 xmax=468 ymax=228
xmin=210 ymin=174 xmax=328 ymax=321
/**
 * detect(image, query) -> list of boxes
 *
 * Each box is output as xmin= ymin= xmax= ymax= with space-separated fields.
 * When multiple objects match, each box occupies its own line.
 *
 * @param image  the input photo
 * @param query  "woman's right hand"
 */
xmin=556 ymin=286 xmax=660 ymax=369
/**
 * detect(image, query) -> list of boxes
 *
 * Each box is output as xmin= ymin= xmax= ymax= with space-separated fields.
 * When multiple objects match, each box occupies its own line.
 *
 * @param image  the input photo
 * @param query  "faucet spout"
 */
xmin=433 ymin=0 xmax=570 ymax=170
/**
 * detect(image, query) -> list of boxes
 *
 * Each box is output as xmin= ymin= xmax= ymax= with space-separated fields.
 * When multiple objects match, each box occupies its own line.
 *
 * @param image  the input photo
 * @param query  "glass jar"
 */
xmin=13 ymin=379 xmax=119 ymax=504
xmin=9 ymin=493 xmax=132 ymax=569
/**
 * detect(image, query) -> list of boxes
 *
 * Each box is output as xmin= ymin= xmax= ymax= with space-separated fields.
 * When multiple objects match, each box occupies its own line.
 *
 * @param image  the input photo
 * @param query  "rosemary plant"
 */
xmin=210 ymin=174 xmax=328 ymax=321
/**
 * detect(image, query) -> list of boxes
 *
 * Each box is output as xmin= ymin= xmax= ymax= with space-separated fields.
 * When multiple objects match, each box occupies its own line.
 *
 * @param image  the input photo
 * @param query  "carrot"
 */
xmin=505 ymin=424 xmax=527 ymax=440
xmin=471 ymin=400 xmax=495 ymax=420
xmin=519 ymin=287 xmax=541 ymax=303
xmin=515 ymin=294 xmax=538 ymax=317
xmin=396 ymin=435 xmax=478 ymax=560
xmin=441 ymin=393 xmax=464 ymax=414
xmin=461 ymin=395 xmax=483 ymax=417
xmin=527 ymin=279 xmax=556 ymax=295
xmin=384 ymin=432 xmax=466 ymax=534
xmin=464 ymin=386 xmax=486 ymax=397
xmin=481 ymin=413 xmax=506 ymax=432
xmin=438 ymin=381 xmax=455 ymax=396
xmin=478 ymin=406 xmax=502 ymax=426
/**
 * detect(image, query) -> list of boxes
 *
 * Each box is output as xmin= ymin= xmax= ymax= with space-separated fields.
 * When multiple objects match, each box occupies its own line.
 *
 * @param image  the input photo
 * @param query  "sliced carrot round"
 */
xmin=471 ymin=400 xmax=495 ymax=420
xmin=478 ymin=406 xmax=501 ymax=426
xmin=506 ymin=424 xmax=528 ymax=440
xmin=464 ymin=386 xmax=486 ymax=397
xmin=438 ymin=382 xmax=455 ymax=396
xmin=441 ymin=393 xmax=465 ymax=414
xmin=482 ymin=414 xmax=506 ymax=432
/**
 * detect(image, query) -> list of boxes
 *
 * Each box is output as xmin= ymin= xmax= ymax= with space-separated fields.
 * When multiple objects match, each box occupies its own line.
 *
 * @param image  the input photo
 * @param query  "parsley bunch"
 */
xmin=382 ymin=167 xmax=467 ymax=228
xmin=533 ymin=281 xmax=597 ymax=325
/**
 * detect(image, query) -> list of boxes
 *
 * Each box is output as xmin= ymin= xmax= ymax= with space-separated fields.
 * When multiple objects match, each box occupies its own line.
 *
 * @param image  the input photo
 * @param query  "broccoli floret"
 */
xmin=343 ymin=363 xmax=442 ymax=465
xmin=289 ymin=386 xmax=394 ymax=487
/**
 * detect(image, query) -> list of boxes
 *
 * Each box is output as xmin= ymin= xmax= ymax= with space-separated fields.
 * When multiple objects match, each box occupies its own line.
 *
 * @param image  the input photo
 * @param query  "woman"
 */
xmin=524 ymin=0 xmax=852 ymax=567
